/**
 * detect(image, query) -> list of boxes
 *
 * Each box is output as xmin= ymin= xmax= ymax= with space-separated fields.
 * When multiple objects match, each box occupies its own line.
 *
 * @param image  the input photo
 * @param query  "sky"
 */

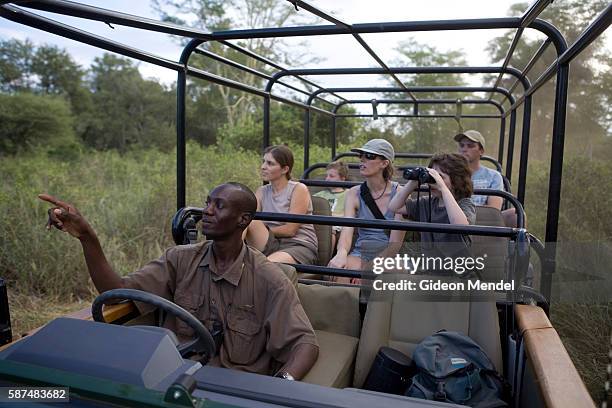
xmin=0 ymin=0 xmax=609 ymax=104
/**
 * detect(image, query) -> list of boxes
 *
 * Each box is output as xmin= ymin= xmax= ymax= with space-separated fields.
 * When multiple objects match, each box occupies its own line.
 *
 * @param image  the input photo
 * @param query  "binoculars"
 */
xmin=403 ymin=167 xmax=436 ymax=184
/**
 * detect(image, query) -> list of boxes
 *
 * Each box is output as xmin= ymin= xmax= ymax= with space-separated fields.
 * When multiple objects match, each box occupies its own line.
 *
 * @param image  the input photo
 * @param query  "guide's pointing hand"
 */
xmin=38 ymin=194 xmax=91 ymax=239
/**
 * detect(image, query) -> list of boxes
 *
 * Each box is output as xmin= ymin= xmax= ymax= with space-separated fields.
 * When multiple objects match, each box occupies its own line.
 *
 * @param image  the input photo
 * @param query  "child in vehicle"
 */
xmin=388 ymin=153 xmax=475 ymax=256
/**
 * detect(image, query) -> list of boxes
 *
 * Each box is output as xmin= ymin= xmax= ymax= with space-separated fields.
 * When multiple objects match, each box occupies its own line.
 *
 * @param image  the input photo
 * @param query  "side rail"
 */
xmin=171 ymin=207 xmax=531 ymax=284
xmin=303 ymin=161 xmax=512 ymax=195
xmin=300 ymin=179 xmax=526 ymax=229
xmin=333 ymin=152 xmax=504 ymax=173
xmin=514 ymin=304 xmax=595 ymax=407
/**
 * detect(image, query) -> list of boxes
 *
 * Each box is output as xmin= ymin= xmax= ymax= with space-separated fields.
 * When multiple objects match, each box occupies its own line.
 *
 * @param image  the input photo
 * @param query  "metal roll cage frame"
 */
xmin=2 ymin=0 xmax=610 ymax=300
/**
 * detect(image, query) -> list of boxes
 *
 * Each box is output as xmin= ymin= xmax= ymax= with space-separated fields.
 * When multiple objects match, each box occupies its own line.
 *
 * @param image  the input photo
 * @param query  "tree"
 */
xmin=0 ymin=39 xmax=35 ymax=92
xmin=0 ymin=39 xmax=88 ymax=109
xmin=82 ymin=54 xmax=176 ymax=152
xmin=0 ymin=93 xmax=76 ymax=155
xmin=486 ymin=0 xmax=611 ymax=161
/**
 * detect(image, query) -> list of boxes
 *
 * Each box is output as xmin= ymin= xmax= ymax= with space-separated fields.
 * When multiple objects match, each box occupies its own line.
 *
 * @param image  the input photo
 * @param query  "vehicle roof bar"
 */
xmin=193 ymin=48 xmax=336 ymax=106
xmin=14 ymin=1 xmax=347 ymax=105
xmin=335 ymin=113 xmax=500 ymax=118
xmin=216 ymin=40 xmax=349 ymax=103
xmin=0 ymin=6 xmax=338 ymax=120
xmin=488 ymin=0 xmax=553 ymax=100
xmin=14 ymin=2 xmax=564 ymax=48
xmin=272 ymin=66 xmax=531 ymax=105
xmin=0 ymin=3 xmax=184 ymax=70
xmin=286 ymin=0 xmax=418 ymax=101
xmin=12 ymin=0 xmax=215 ymax=40
xmin=503 ymin=38 xmax=552 ymax=103
xmin=301 ymin=86 xmax=516 ymax=178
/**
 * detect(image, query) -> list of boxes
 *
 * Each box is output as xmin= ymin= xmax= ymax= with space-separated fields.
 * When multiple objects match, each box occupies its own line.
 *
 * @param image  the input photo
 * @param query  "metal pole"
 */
xmin=304 ymin=108 xmax=310 ymax=170
xmin=542 ymin=64 xmax=570 ymax=300
xmin=263 ymin=96 xmax=270 ymax=152
xmin=505 ymin=109 xmax=517 ymax=182
xmin=498 ymin=116 xmax=506 ymax=165
xmin=331 ymin=116 xmax=337 ymax=160
xmin=517 ymin=95 xmax=532 ymax=204
xmin=176 ymin=69 xmax=186 ymax=210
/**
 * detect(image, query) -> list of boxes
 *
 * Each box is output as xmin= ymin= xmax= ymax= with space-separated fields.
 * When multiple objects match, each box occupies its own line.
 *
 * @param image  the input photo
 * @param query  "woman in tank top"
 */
xmin=327 ymin=139 xmax=407 ymax=284
xmin=244 ymin=145 xmax=318 ymax=265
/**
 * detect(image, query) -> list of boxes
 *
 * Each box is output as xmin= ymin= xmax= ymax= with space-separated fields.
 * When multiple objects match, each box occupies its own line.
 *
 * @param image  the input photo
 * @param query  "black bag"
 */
xmin=406 ymin=330 xmax=508 ymax=408
xmin=363 ymin=347 xmax=414 ymax=395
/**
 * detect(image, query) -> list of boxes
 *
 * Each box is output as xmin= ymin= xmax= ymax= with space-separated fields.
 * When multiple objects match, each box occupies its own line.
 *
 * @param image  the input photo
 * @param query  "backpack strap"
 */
xmin=360 ymin=182 xmax=390 ymax=236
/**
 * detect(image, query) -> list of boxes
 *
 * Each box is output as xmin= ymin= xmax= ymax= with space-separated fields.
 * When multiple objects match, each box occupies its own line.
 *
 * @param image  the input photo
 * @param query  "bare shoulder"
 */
xmin=293 ymin=181 xmax=310 ymax=194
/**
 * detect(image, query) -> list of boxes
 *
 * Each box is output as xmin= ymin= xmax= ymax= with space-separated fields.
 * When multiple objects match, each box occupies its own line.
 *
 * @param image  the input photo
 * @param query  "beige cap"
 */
xmin=351 ymin=138 xmax=395 ymax=162
xmin=454 ymin=130 xmax=485 ymax=149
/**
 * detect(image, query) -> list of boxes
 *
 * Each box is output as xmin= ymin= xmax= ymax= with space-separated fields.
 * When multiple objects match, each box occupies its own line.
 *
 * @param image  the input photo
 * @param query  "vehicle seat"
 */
xmin=299 ymin=283 xmax=360 ymax=388
xmin=472 ymin=206 xmax=509 ymax=282
xmin=311 ymin=196 xmax=333 ymax=266
xmin=276 ymin=263 xmax=298 ymax=287
xmin=353 ymin=280 xmax=502 ymax=388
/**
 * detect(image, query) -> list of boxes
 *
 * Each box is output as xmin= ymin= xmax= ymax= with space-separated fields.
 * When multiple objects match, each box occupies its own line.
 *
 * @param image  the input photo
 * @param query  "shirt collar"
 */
xmin=200 ymin=242 xmax=247 ymax=286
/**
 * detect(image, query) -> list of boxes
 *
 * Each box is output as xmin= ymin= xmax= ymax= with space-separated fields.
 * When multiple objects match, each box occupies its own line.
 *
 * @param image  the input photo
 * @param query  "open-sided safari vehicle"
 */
xmin=1 ymin=1 xmax=609 ymax=407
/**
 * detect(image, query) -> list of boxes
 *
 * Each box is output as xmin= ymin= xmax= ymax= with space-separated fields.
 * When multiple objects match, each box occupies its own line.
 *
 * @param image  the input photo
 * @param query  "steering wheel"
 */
xmin=91 ymin=288 xmax=216 ymax=363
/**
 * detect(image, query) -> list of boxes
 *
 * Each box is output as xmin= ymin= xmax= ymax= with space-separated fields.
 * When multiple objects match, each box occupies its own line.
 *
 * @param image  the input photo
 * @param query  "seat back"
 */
xmin=297 ymin=283 xmax=361 ymax=338
xmin=472 ymin=206 xmax=509 ymax=281
xmin=276 ymin=263 xmax=298 ymax=288
xmin=353 ymin=281 xmax=502 ymax=388
xmin=311 ymin=196 xmax=333 ymax=266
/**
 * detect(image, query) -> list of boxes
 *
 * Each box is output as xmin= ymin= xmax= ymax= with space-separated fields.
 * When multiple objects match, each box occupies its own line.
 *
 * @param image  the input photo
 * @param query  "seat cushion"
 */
xmin=297 ymin=283 xmax=360 ymax=338
xmin=302 ymin=330 xmax=358 ymax=388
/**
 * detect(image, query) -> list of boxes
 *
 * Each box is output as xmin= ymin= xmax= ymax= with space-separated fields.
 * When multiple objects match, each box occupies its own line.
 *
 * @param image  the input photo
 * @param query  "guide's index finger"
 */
xmin=38 ymin=194 xmax=70 ymax=210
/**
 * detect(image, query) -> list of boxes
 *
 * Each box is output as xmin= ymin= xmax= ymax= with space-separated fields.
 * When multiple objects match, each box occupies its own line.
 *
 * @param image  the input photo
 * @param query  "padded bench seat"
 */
xmin=302 ymin=330 xmax=359 ymax=388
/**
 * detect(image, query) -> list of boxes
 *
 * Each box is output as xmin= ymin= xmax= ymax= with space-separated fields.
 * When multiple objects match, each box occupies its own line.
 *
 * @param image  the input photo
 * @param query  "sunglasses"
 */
xmin=359 ymin=152 xmax=384 ymax=161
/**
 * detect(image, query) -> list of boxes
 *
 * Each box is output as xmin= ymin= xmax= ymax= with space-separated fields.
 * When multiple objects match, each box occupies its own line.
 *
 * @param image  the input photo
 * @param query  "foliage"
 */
xmin=486 ymin=0 xmax=611 ymax=162
xmin=0 ymin=93 xmax=78 ymax=156
xmin=81 ymin=54 xmax=176 ymax=152
xmin=0 ymin=39 xmax=89 ymax=115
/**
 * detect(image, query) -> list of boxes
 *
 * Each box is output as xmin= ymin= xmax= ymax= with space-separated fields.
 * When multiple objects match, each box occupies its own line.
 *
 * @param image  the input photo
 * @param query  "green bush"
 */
xmin=0 ymin=93 xmax=78 ymax=155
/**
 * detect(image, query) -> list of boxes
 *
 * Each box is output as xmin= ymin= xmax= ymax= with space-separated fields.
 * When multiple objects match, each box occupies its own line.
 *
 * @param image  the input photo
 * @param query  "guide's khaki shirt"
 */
xmin=122 ymin=241 xmax=318 ymax=375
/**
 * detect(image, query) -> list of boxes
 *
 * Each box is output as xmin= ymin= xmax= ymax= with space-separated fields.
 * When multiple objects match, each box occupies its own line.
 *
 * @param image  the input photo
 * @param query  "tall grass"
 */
xmin=0 ymin=143 xmax=263 ymax=297
xmin=0 ymin=141 xmax=344 ymax=297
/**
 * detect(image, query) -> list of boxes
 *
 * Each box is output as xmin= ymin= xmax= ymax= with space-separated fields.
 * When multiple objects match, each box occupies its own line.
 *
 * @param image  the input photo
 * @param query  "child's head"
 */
xmin=428 ymin=153 xmax=473 ymax=200
xmin=325 ymin=160 xmax=349 ymax=181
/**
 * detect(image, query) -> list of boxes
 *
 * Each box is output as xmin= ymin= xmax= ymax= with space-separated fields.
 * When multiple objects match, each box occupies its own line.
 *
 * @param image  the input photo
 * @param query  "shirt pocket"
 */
xmin=173 ymin=292 xmax=201 ymax=339
xmin=226 ymin=305 xmax=263 ymax=365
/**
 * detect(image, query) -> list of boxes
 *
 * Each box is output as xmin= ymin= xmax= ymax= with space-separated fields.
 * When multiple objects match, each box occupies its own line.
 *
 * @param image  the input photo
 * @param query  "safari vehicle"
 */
xmin=0 ymin=1 xmax=608 ymax=407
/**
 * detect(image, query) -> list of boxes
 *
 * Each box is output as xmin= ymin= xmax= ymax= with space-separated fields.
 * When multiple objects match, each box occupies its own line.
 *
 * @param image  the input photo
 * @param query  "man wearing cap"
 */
xmin=455 ymin=130 xmax=504 ymax=210
xmin=328 ymin=139 xmax=406 ymax=282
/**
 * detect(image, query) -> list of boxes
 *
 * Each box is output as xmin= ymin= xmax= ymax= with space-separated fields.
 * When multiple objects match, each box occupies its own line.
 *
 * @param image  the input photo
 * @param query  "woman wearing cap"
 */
xmin=388 ymin=153 xmax=475 ymax=256
xmin=244 ymin=145 xmax=318 ymax=264
xmin=327 ymin=139 xmax=406 ymax=283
